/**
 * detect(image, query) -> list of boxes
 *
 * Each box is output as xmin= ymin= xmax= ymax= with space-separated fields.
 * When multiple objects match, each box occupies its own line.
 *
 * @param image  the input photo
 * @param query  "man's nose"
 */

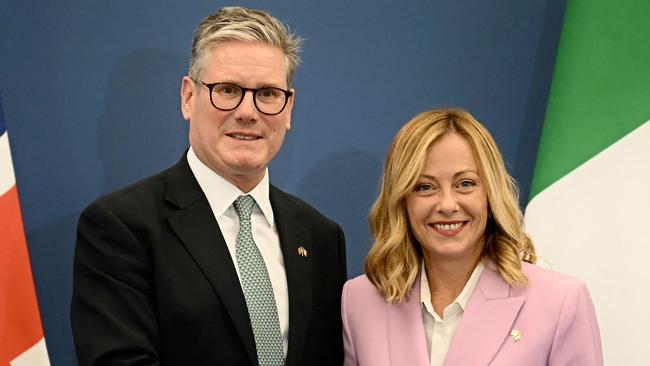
xmin=234 ymin=90 xmax=258 ymax=121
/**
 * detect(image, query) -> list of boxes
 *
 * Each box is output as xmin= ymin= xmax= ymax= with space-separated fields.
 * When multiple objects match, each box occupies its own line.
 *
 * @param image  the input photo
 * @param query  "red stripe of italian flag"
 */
xmin=525 ymin=1 xmax=650 ymax=364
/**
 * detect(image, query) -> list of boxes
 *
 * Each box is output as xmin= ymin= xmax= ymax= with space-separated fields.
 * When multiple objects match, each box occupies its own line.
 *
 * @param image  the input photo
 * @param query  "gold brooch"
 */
xmin=297 ymin=246 xmax=308 ymax=257
xmin=510 ymin=329 xmax=522 ymax=342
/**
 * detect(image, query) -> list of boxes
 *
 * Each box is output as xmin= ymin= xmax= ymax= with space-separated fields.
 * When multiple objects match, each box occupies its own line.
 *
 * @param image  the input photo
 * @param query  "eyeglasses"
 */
xmin=197 ymin=81 xmax=293 ymax=115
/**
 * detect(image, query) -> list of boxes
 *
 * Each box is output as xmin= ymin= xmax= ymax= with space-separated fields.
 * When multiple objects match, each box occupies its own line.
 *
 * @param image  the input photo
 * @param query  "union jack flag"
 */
xmin=0 ymin=92 xmax=50 ymax=365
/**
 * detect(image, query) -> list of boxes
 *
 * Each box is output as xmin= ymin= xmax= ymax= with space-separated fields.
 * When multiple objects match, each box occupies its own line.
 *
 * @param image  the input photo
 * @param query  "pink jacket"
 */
xmin=342 ymin=262 xmax=603 ymax=365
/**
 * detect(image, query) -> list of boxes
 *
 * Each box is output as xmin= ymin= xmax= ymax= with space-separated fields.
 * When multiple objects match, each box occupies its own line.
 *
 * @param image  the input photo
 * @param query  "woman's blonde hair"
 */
xmin=364 ymin=108 xmax=536 ymax=303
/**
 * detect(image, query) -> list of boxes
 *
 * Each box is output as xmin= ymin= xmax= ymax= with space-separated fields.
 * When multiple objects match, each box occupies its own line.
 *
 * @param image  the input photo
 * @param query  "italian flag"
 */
xmin=524 ymin=1 xmax=650 ymax=365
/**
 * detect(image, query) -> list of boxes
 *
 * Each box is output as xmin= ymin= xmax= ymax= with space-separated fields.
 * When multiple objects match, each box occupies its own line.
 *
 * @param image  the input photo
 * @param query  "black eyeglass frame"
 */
xmin=197 ymin=81 xmax=293 ymax=116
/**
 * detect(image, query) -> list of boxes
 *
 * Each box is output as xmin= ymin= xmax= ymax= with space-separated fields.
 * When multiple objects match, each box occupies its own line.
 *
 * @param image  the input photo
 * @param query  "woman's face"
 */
xmin=405 ymin=132 xmax=488 ymax=263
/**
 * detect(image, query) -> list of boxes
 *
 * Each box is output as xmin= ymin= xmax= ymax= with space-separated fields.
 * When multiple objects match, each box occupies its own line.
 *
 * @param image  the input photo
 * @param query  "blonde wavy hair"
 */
xmin=365 ymin=108 xmax=536 ymax=303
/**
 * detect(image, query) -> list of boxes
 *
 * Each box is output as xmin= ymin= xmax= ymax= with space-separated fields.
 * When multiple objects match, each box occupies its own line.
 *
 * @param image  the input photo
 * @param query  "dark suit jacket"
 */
xmin=71 ymin=155 xmax=347 ymax=366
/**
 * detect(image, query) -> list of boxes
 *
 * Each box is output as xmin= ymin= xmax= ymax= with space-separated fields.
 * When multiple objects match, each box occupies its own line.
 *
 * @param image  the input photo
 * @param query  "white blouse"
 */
xmin=420 ymin=261 xmax=485 ymax=366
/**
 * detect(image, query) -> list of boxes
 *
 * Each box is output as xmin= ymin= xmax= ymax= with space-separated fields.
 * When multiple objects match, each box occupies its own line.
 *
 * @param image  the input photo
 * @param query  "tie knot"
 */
xmin=233 ymin=195 xmax=255 ymax=221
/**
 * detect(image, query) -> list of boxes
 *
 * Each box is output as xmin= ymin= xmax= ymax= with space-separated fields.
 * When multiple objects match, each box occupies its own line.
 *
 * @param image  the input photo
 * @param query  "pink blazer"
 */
xmin=341 ymin=262 xmax=603 ymax=366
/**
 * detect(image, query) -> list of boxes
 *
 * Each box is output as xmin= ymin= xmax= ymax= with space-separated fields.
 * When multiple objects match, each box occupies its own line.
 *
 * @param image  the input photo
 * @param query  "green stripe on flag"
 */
xmin=529 ymin=0 xmax=650 ymax=199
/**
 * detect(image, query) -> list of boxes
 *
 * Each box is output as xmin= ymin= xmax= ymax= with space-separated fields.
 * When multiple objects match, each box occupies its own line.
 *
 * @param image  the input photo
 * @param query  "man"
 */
xmin=71 ymin=7 xmax=347 ymax=366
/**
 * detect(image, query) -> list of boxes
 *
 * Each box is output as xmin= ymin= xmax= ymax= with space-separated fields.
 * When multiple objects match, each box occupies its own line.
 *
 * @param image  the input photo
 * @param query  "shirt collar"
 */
xmin=420 ymin=259 xmax=485 ymax=311
xmin=186 ymin=147 xmax=274 ymax=226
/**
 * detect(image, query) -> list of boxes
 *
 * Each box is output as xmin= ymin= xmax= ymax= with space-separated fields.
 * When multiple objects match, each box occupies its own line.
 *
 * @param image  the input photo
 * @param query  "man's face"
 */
xmin=181 ymin=40 xmax=293 ymax=192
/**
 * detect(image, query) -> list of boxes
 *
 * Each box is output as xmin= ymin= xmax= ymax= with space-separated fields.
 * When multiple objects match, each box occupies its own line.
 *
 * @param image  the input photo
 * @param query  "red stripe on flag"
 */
xmin=0 ymin=185 xmax=45 ymax=363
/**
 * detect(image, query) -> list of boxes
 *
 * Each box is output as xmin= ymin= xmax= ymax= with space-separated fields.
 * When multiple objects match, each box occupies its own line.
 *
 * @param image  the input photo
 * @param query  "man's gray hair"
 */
xmin=189 ymin=6 xmax=303 ymax=86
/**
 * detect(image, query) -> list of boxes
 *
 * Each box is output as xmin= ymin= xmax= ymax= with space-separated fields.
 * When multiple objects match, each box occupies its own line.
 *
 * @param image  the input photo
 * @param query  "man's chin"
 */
xmin=226 ymin=161 xmax=268 ymax=182
xmin=228 ymin=160 xmax=267 ymax=175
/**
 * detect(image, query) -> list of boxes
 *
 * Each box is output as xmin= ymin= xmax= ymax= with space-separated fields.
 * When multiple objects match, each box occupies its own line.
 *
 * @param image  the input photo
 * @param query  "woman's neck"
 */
xmin=423 ymin=254 xmax=482 ymax=317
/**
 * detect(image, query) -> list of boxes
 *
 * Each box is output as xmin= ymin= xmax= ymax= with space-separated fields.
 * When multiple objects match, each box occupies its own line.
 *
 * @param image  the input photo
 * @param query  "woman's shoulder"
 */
xmin=517 ymin=261 xmax=589 ymax=298
xmin=343 ymin=274 xmax=387 ymax=304
xmin=521 ymin=261 xmax=584 ymax=283
xmin=344 ymin=274 xmax=379 ymax=294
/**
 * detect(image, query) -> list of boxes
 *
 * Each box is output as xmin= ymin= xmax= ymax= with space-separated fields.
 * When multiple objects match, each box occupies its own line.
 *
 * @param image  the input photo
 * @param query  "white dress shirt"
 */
xmin=187 ymin=147 xmax=289 ymax=356
xmin=420 ymin=260 xmax=484 ymax=366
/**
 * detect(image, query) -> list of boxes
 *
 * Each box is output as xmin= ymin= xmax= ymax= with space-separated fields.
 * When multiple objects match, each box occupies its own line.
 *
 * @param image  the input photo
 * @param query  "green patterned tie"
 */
xmin=233 ymin=195 xmax=284 ymax=366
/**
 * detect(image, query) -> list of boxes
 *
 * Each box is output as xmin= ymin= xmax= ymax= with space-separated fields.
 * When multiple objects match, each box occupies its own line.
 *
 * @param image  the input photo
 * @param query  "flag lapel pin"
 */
xmin=297 ymin=246 xmax=308 ymax=257
xmin=510 ymin=329 xmax=522 ymax=342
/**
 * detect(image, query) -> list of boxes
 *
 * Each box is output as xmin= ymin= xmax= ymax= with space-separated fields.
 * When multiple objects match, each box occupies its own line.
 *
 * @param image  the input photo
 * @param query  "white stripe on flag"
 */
xmin=10 ymin=338 xmax=51 ymax=366
xmin=525 ymin=120 xmax=650 ymax=365
xmin=0 ymin=132 xmax=17 ymax=195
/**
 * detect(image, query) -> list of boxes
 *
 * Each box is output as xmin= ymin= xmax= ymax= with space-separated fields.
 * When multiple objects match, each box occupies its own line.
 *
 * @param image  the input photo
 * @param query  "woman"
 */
xmin=342 ymin=108 xmax=602 ymax=366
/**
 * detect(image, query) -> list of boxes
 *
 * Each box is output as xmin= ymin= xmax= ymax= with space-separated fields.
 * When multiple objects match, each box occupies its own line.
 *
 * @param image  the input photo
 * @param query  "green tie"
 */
xmin=233 ymin=195 xmax=284 ymax=366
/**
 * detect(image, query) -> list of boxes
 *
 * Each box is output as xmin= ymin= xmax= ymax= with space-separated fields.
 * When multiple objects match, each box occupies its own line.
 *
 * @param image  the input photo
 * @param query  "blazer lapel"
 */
xmin=387 ymin=275 xmax=430 ymax=366
xmin=443 ymin=264 xmax=524 ymax=366
xmin=270 ymin=187 xmax=313 ymax=366
xmin=164 ymin=157 xmax=258 ymax=365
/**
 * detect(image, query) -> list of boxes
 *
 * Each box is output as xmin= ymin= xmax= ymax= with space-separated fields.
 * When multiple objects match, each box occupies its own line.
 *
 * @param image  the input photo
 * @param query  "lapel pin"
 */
xmin=510 ymin=329 xmax=522 ymax=342
xmin=297 ymin=246 xmax=308 ymax=257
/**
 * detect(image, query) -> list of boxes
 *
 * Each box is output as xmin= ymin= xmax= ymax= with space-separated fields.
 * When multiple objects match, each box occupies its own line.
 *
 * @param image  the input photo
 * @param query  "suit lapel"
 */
xmin=270 ymin=187 xmax=312 ymax=366
xmin=443 ymin=264 xmax=524 ymax=366
xmin=387 ymin=275 xmax=431 ymax=366
xmin=163 ymin=157 xmax=258 ymax=365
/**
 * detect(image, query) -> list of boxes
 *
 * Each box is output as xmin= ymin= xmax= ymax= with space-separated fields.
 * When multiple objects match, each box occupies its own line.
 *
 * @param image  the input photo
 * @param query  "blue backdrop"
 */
xmin=0 ymin=1 xmax=565 ymax=364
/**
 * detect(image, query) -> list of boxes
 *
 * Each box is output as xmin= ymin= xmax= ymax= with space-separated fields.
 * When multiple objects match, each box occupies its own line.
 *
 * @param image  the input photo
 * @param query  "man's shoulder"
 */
xmin=270 ymin=185 xmax=340 ymax=227
xmin=85 ymin=159 xmax=188 ymax=215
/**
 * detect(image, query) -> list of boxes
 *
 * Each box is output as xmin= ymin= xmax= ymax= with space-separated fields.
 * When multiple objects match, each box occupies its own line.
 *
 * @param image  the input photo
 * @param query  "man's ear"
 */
xmin=285 ymin=88 xmax=295 ymax=130
xmin=180 ymin=76 xmax=196 ymax=121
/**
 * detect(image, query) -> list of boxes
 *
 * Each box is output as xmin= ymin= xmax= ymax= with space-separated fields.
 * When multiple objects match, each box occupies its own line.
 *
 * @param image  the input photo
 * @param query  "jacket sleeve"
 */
xmin=341 ymin=280 xmax=359 ymax=366
xmin=548 ymin=281 xmax=603 ymax=366
xmin=71 ymin=201 xmax=160 ymax=366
